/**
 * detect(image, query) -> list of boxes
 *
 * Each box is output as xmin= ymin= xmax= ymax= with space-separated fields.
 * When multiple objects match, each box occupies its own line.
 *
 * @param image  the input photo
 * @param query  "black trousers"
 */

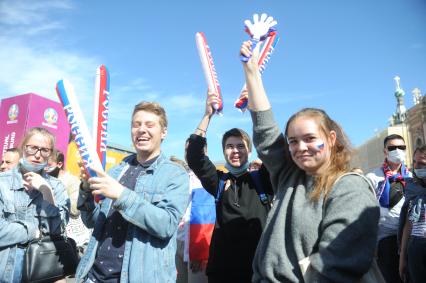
xmin=407 ymin=237 xmax=426 ymax=283
xmin=377 ymin=235 xmax=403 ymax=283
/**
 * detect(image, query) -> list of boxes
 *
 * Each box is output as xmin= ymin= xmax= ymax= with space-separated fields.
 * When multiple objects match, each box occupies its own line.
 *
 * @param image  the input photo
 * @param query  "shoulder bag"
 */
xmin=21 ymin=216 xmax=80 ymax=283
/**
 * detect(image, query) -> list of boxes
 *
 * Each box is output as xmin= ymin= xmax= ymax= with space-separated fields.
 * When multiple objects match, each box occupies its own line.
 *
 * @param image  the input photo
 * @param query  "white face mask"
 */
xmin=387 ymin=149 xmax=406 ymax=164
xmin=414 ymin=168 xmax=426 ymax=179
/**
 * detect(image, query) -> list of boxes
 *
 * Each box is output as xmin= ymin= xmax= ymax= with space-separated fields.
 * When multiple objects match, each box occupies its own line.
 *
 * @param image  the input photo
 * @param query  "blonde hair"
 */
xmin=285 ymin=108 xmax=353 ymax=201
xmin=132 ymin=101 xmax=168 ymax=129
xmin=20 ymin=127 xmax=56 ymax=154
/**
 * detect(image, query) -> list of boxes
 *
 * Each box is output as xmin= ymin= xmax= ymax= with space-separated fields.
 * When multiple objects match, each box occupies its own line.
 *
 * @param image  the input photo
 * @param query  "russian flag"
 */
xmin=189 ymin=185 xmax=216 ymax=261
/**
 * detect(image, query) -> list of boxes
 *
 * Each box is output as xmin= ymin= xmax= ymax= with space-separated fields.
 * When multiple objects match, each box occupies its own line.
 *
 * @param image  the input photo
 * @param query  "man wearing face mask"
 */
xmin=46 ymin=151 xmax=91 ymax=255
xmin=186 ymin=91 xmax=273 ymax=283
xmin=399 ymin=145 xmax=426 ymax=283
xmin=366 ymin=134 xmax=412 ymax=283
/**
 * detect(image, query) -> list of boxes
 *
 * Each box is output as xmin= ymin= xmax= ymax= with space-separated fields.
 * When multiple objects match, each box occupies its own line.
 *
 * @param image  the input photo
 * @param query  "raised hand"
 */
xmin=241 ymin=13 xmax=277 ymax=62
xmin=88 ymin=166 xmax=124 ymax=200
xmin=234 ymin=88 xmax=249 ymax=111
xmin=240 ymin=40 xmax=259 ymax=74
xmin=205 ymin=90 xmax=220 ymax=117
xmin=23 ymin=172 xmax=56 ymax=205
xmin=23 ymin=172 xmax=50 ymax=191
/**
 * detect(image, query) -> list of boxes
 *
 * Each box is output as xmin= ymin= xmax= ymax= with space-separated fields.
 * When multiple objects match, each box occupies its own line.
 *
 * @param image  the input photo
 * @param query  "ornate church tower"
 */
xmin=390 ymin=75 xmax=407 ymax=125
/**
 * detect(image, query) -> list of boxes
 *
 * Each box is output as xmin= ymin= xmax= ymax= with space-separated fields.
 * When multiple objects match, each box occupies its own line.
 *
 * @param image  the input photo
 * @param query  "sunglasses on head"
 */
xmin=387 ymin=145 xmax=406 ymax=151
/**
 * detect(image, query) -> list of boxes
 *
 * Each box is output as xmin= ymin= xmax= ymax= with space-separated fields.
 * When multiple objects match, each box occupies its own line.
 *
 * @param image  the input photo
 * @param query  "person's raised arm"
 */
xmin=187 ymin=91 xmax=221 ymax=196
xmin=240 ymin=40 xmax=271 ymax=112
xmin=240 ymin=40 xmax=289 ymax=189
xmin=193 ymin=91 xmax=217 ymax=137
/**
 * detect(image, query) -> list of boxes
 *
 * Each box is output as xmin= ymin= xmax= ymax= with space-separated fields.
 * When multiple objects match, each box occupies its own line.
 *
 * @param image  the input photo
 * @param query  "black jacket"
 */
xmin=186 ymin=134 xmax=273 ymax=278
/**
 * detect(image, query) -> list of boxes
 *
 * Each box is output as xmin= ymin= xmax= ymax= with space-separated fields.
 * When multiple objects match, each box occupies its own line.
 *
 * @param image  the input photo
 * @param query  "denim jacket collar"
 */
xmin=122 ymin=151 xmax=167 ymax=173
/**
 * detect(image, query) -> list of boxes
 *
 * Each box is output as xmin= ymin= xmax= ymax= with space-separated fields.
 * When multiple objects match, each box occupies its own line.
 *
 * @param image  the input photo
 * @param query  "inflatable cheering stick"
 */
xmin=93 ymin=65 xmax=110 ymax=170
xmin=195 ymin=32 xmax=223 ymax=114
xmin=92 ymin=65 xmax=110 ymax=202
xmin=56 ymin=79 xmax=104 ymax=179
xmin=235 ymin=32 xmax=280 ymax=111
xmin=240 ymin=13 xmax=277 ymax=62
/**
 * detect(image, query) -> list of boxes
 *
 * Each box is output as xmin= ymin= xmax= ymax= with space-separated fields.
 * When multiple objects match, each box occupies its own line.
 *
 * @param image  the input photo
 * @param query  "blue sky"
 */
xmin=0 ymin=0 xmax=425 ymax=162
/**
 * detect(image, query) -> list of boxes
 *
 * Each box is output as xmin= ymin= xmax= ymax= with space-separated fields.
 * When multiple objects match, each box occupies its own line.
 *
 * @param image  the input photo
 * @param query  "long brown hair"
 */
xmin=285 ymin=108 xmax=353 ymax=201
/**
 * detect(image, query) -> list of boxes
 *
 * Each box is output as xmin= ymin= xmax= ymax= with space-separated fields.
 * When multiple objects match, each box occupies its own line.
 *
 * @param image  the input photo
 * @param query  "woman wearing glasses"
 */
xmin=0 ymin=127 xmax=70 ymax=283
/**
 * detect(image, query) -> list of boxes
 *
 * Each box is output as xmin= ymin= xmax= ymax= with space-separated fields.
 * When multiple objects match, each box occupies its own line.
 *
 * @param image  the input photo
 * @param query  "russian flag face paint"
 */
xmin=286 ymin=136 xmax=325 ymax=154
xmin=315 ymin=142 xmax=325 ymax=151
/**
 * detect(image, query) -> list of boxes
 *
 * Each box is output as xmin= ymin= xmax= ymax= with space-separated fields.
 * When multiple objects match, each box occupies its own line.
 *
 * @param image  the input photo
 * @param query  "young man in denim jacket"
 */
xmin=76 ymin=102 xmax=189 ymax=283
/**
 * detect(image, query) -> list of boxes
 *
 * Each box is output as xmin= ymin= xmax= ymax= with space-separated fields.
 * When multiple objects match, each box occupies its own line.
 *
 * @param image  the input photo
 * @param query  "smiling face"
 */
xmin=286 ymin=117 xmax=335 ymax=176
xmin=23 ymin=133 xmax=53 ymax=166
xmin=223 ymin=136 xmax=250 ymax=168
xmin=131 ymin=110 xmax=167 ymax=162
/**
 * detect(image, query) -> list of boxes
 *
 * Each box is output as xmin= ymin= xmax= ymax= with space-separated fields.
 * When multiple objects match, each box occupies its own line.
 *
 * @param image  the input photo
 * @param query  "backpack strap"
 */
xmin=215 ymin=171 xmax=271 ymax=207
xmin=216 ymin=172 xmax=228 ymax=204
xmin=249 ymin=170 xmax=271 ymax=207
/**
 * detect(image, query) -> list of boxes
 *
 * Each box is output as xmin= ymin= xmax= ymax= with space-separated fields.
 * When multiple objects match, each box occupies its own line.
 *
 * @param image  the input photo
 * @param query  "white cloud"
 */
xmin=163 ymin=93 xmax=204 ymax=116
xmin=109 ymin=78 xmax=162 ymax=122
xmin=0 ymin=0 xmax=235 ymax=161
xmin=0 ymin=0 xmax=71 ymax=36
xmin=0 ymin=36 xmax=98 ymax=108
xmin=0 ymin=0 xmax=105 ymax=127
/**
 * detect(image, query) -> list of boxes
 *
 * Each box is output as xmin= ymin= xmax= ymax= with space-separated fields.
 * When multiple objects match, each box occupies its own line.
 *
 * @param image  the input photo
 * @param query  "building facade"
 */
xmin=352 ymin=78 xmax=425 ymax=172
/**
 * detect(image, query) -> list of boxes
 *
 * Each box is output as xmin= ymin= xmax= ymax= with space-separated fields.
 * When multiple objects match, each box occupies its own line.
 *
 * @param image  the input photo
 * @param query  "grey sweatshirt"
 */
xmin=251 ymin=109 xmax=380 ymax=283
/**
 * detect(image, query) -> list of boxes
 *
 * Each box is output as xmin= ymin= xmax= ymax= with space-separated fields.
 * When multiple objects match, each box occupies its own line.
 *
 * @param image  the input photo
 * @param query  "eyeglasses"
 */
xmin=24 ymin=145 xmax=52 ymax=157
xmin=387 ymin=145 xmax=406 ymax=151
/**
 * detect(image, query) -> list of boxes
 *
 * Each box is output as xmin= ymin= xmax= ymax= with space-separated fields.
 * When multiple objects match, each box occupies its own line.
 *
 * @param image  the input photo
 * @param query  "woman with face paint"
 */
xmin=0 ymin=127 xmax=70 ymax=282
xmin=398 ymin=145 xmax=426 ymax=283
xmin=240 ymin=40 xmax=380 ymax=282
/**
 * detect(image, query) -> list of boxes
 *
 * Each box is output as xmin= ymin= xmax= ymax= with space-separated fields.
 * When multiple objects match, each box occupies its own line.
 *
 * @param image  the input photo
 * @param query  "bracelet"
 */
xmin=196 ymin=127 xmax=206 ymax=133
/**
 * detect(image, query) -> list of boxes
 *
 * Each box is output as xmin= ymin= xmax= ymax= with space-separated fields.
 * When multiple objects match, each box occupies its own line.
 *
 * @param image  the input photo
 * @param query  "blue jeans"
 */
xmin=12 ymin=247 xmax=25 ymax=283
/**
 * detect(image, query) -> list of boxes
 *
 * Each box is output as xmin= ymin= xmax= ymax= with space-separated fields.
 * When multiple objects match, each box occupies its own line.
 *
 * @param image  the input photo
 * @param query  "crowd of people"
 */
xmin=0 ymin=39 xmax=425 ymax=283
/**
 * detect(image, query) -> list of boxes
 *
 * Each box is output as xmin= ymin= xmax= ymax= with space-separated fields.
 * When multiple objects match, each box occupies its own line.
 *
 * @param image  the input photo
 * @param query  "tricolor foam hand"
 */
xmin=235 ymin=32 xmax=280 ymax=111
xmin=240 ymin=13 xmax=277 ymax=62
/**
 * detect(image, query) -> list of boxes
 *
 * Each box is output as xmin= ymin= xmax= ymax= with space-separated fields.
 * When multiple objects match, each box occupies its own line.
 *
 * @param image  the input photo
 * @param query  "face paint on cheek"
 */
xmin=314 ymin=141 xmax=325 ymax=152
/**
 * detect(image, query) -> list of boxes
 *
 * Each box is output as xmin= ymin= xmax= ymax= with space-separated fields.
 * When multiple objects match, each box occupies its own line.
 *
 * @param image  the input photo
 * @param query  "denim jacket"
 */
xmin=0 ymin=166 xmax=70 ymax=283
xmin=76 ymin=152 xmax=189 ymax=283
